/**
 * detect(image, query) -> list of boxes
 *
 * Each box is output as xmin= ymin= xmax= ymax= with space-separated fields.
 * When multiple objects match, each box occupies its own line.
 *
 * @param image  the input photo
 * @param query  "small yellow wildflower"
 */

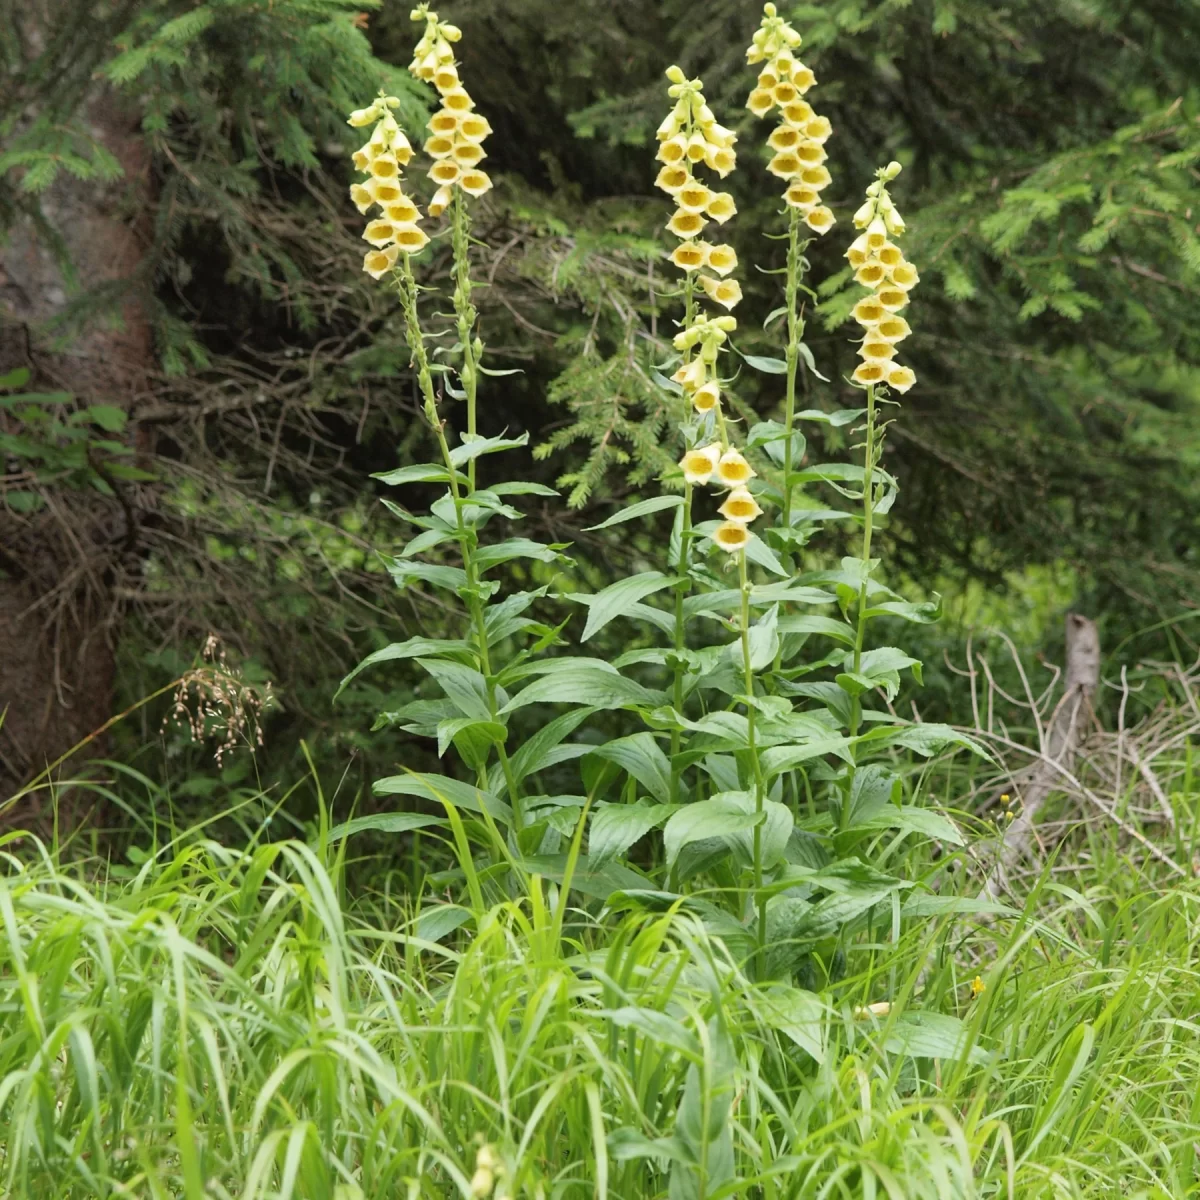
xmin=970 ymin=975 xmax=986 ymax=999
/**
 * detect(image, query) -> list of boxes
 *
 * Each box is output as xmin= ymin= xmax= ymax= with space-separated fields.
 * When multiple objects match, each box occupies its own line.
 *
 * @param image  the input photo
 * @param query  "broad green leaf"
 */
xmin=663 ymin=798 xmax=763 ymax=868
xmin=759 ymin=985 xmax=827 ymax=1062
xmin=335 ymin=637 xmax=470 ymax=698
xmin=570 ymin=571 xmax=676 ymax=642
xmin=880 ymin=1012 xmax=989 ymax=1065
xmin=447 ymin=432 xmax=529 ymax=466
xmin=777 ymin=615 xmax=856 ymax=645
xmin=884 ymin=723 xmax=990 ymax=759
xmin=489 ymin=480 xmax=559 ymax=497
xmin=501 ymin=666 xmax=659 ymax=713
xmin=436 ymin=717 xmax=507 ymax=759
xmin=417 ymin=658 xmax=493 ymax=721
xmin=509 ymin=707 xmax=595 ymax=783
xmin=588 ymin=801 xmax=679 ymax=866
xmin=791 ymin=878 xmax=907 ymax=941
xmin=863 ymin=596 xmax=942 ymax=624
xmin=718 ymin=791 xmax=793 ymax=872
xmin=588 ymin=732 xmax=673 ymax=804
xmin=414 ymin=904 xmax=472 ymax=942
xmin=794 ymin=407 xmax=866 ymax=427
xmin=742 ymin=353 xmax=789 ymax=374
xmin=760 ymin=736 xmax=854 ymax=777
xmin=584 ymin=494 xmax=684 ymax=531
xmin=605 ymin=1007 xmax=700 ymax=1058
xmin=859 ymin=804 xmax=964 ymax=845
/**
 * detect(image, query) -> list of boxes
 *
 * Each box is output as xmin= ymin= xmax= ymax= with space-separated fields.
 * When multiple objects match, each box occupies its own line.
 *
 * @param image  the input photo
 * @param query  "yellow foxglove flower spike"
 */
xmin=347 ymin=91 xmax=427 ymax=281
xmin=409 ymin=10 xmax=494 ymax=211
xmin=746 ymin=3 xmax=835 ymax=234
xmin=845 ymin=163 xmax=918 ymax=395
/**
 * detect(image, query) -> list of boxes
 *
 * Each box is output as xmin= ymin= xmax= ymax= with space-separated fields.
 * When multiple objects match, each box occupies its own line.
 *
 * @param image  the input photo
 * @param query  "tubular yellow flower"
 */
xmin=784 ymin=183 xmax=818 ymax=210
xmin=655 ymin=165 xmax=690 ymax=194
xmin=804 ymin=206 xmax=835 ymax=233
xmin=366 ymin=177 xmax=403 ymax=206
xmin=716 ymin=449 xmax=756 ymax=487
xmin=671 ymin=241 xmax=710 ymax=271
xmin=886 ymin=363 xmax=916 ymax=392
xmin=667 ymin=209 xmax=707 ymax=238
xmin=459 ymin=170 xmax=493 ymax=197
xmin=363 ymin=219 xmax=399 ymax=247
xmin=713 ymin=521 xmax=751 ymax=552
xmin=707 ymin=244 xmax=738 ymax=276
xmin=681 ymin=443 xmax=722 ymax=484
xmin=657 ymin=135 xmax=688 ymax=165
xmin=705 ymin=145 xmax=737 ymax=176
xmin=393 ymin=224 xmax=431 ymax=252
xmin=363 ymin=245 xmax=400 ymax=279
xmin=452 ymin=142 xmax=486 ymax=167
xmin=676 ymin=181 xmax=713 ymax=213
xmin=430 ymin=160 xmax=462 ymax=186
xmin=429 ymin=110 xmax=459 ymax=135
xmin=369 ymin=154 xmax=401 ymax=180
xmin=349 ymin=183 xmax=375 ymax=214
xmin=718 ymin=486 xmax=763 ymax=524
xmin=876 ymin=315 xmax=911 ymax=342
xmin=705 ymin=192 xmax=737 ymax=223
xmin=424 ymin=135 xmax=455 ymax=159
xmin=385 ymin=197 xmax=422 ymax=224
xmin=428 ymin=185 xmax=454 ymax=217
xmin=692 ymin=382 xmax=721 ymax=413
xmin=701 ymin=276 xmax=743 ymax=310
xmin=458 ymin=114 xmax=493 ymax=143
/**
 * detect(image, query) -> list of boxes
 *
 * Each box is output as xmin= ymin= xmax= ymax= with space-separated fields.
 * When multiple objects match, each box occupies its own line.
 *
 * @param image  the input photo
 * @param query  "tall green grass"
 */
xmin=2 ymin=790 xmax=1198 ymax=1198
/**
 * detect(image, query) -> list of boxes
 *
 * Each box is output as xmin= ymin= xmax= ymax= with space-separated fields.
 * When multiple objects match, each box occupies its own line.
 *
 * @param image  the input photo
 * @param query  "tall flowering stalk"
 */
xmin=656 ymin=65 xmax=777 ymax=968
xmin=842 ymin=162 xmax=919 ymax=829
xmin=745 ymin=2 xmax=835 ymax=537
xmin=347 ymin=32 xmax=525 ymax=828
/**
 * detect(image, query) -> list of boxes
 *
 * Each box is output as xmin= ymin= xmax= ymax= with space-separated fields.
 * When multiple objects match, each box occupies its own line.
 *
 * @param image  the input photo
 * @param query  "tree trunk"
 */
xmin=0 ymin=65 xmax=152 ymax=801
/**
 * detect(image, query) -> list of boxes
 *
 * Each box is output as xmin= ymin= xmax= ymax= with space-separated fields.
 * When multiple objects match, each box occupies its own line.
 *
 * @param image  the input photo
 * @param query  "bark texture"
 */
xmin=0 ymin=69 xmax=152 ymax=799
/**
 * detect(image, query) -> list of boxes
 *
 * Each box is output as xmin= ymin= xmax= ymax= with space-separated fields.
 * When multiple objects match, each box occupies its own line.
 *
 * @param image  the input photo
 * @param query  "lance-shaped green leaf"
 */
xmin=569 ymin=570 xmax=676 ymax=642
xmin=372 ymin=462 xmax=468 ymax=486
xmin=387 ymin=559 xmax=468 ymax=594
xmin=501 ymin=665 xmax=660 ymax=713
xmin=878 ymin=723 xmax=991 ymax=760
xmin=776 ymin=615 xmax=857 ymax=645
xmin=373 ymin=772 xmax=511 ymax=825
xmin=584 ymin=494 xmax=684 ymax=531
xmin=508 ymin=707 xmax=595 ymax=783
xmin=718 ymin=791 xmax=794 ymax=872
xmin=880 ymin=1012 xmax=990 ymax=1066
xmin=447 ymin=431 xmax=529 ymax=466
xmin=760 ymin=736 xmax=854 ymax=777
xmin=335 ymin=637 xmax=471 ymax=698
xmin=474 ymin=537 xmax=566 ymax=572
xmin=587 ymin=732 xmax=672 ymax=804
xmin=859 ymin=805 xmax=965 ymax=845
xmin=327 ymin=811 xmax=447 ymax=842
xmin=489 ymin=480 xmax=560 ymax=497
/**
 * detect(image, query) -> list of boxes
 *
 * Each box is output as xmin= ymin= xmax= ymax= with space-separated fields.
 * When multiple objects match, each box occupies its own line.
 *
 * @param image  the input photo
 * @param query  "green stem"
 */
xmin=841 ymin=383 xmax=878 ymax=833
xmin=669 ymin=485 xmax=694 ymax=805
xmin=396 ymin=256 xmax=523 ymax=828
xmin=739 ymin=549 xmax=768 ymax=977
xmin=451 ymin=192 xmax=481 ymax=491
xmin=781 ymin=207 xmax=804 ymax=535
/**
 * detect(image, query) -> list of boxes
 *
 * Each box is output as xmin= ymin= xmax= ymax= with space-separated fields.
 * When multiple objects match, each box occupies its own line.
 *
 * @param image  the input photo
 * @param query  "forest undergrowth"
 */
xmin=2 ymin=3 xmax=1199 ymax=1198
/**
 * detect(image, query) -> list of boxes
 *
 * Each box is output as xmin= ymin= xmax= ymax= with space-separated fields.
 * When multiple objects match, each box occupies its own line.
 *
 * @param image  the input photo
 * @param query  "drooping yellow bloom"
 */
xmin=715 ymin=449 xmax=756 ymax=488
xmin=713 ymin=521 xmax=751 ymax=552
xmin=347 ymin=96 xmax=426 ymax=280
xmin=680 ymin=443 xmax=722 ymax=484
xmin=718 ymin=486 xmax=763 ymax=524
xmin=746 ymin=3 xmax=834 ymax=233
xmin=410 ymin=8 xmax=493 ymax=206
xmin=846 ymin=163 xmax=918 ymax=394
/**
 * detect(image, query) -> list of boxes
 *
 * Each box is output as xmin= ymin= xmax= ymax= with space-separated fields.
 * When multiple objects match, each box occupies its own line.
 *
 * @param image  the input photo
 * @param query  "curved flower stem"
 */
xmin=739 ymin=548 xmax=768 ymax=977
xmin=840 ymin=383 xmax=878 ymax=833
xmin=396 ymin=255 xmax=524 ymax=828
